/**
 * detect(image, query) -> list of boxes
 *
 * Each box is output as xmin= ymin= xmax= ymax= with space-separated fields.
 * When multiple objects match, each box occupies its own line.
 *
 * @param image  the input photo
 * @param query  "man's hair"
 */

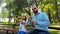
xmin=32 ymin=4 xmax=38 ymax=8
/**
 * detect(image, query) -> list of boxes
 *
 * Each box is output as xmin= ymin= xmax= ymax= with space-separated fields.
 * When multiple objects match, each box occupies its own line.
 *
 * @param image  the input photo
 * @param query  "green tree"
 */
xmin=5 ymin=0 xmax=28 ymax=23
xmin=1 ymin=9 xmax=9 ymax=22
xmin=38 ymin=0 xmax=60 ymax=24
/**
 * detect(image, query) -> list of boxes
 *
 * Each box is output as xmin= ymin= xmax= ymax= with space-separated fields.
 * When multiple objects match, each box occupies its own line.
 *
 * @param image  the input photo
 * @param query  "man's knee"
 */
xmin=38 ymin=32 xmax=50 ymax=34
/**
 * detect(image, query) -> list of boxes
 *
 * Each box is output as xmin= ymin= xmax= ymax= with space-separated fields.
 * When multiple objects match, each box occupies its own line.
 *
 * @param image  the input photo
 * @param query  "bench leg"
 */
xmin=12 ymin=32 xmax=14 ymax=34
xmin=6 ymin=31 xmax=8 ymax=34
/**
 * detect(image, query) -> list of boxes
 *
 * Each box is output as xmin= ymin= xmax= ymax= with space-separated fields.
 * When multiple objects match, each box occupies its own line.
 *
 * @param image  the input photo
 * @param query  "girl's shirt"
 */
xmin=19 ymin=20 xmax=27 ymax=32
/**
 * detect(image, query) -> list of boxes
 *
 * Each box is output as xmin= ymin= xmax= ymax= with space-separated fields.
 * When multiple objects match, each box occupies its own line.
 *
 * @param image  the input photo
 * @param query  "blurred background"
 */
xmin=0 ymin=0 xmax=60 ymax=34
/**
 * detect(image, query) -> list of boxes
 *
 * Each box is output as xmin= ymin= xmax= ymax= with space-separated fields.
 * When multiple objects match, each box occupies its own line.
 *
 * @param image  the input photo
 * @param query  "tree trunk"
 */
xmin=55 ymin=0 xmax=59 ymax=23
xmin=8 ymin=12 xmax=12 ymax=24
xmin=14 ymin=16 xmax=16 ymax=23
xmin=48 ymin=9 xmax=51 ymax=23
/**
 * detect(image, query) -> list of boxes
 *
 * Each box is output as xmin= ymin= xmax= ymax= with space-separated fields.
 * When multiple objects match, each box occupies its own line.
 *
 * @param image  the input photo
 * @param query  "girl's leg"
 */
xmin=18 ymin=31 xmax=26 ymax=34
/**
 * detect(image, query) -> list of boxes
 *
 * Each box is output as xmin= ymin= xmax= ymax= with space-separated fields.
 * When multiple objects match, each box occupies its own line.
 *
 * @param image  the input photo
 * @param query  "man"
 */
xmin=28 ymin=5 xmax=50 ymax=34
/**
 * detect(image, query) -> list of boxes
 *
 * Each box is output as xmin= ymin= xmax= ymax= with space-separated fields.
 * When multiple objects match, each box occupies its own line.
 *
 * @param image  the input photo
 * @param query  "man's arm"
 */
xmin=28 ymin=16 xmax=34 ymax=27
xmin=37 ymin=12 xmax=50 ymax=27
xmin=29 ymin=20 xmax=35 ymax=27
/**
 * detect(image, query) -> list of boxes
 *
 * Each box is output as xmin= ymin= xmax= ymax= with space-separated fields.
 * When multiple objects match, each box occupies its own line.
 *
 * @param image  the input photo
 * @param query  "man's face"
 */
xmin=32 ymin=5 xmax=38 ymax=14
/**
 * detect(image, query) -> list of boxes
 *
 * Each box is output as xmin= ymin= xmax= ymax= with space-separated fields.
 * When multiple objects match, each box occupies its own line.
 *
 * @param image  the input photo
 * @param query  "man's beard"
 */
xmin=33 ymin=10 xmax=38 ymax=14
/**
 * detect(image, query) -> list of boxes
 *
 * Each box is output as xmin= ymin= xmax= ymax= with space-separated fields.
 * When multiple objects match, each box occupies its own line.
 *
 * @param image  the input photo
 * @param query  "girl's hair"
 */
xmin=22 ymin=15 xmax=27 ymax=21
xmin=24 ymin=16 xmax=27 ymax=21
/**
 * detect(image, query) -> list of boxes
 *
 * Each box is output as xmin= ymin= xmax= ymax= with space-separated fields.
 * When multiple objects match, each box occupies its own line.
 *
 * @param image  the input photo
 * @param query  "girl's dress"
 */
xmin=18 ymin=20 xmax=27 ymax=34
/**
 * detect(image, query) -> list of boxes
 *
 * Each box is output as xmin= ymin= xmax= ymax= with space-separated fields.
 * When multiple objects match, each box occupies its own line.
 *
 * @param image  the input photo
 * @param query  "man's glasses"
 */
xmin=32 ymin=8 xmax=36 ymax=10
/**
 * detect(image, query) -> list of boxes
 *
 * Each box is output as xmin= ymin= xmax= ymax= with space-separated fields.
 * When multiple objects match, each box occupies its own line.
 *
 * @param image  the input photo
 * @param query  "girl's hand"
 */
xmin=33 ymin=20 xmax=37 ymax=25
xmin=28 ymin=16 xmax=32 ymax=21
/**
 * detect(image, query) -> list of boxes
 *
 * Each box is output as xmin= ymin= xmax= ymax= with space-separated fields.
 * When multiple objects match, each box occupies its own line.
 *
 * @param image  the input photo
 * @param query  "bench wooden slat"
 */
xmin=0 ymin=27 xmax=18 ymax=32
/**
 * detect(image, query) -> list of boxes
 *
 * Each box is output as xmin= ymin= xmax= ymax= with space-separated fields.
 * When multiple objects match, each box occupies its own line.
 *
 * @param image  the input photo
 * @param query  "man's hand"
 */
xmin=28 ymin=16 xmax=32 ymax=21
xmin=24 ymin=23 xmax=27 ymax=28
xmin=33 ymin=20 xmax=37 ymax=25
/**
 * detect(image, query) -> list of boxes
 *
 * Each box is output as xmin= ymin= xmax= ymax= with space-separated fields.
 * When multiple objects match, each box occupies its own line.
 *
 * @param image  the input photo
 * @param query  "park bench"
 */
xmin=0 ymin=24 xmax=19 ymax=34
xmin=0 ymin=24 xmax=60 ymax=34
xmin=0 ymin=27 xmax=18 ymax=34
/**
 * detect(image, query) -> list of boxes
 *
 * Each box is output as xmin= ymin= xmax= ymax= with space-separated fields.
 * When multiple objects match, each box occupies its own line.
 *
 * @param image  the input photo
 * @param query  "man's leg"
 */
xmin=28 ymin=29 xmax=38 ymax=34
xmin=38 ymin=31 xmax=50 ymax=34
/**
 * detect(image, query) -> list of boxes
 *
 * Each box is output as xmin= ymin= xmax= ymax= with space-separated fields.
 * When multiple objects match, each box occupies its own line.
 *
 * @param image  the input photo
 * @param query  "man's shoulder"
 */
xmin=38 ymin=12 xmax=48 ymax=17
xmin=38 ymin=11 xmax=46 ymax=15
xmin=41 ymin=12 xmax=47 ymax=15
xmin=40 ymin=12 xmax=46 ymax=14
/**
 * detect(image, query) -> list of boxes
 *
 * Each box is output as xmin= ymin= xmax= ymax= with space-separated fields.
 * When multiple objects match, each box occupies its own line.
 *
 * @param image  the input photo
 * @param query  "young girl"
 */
xmin=18 ymin=15 xmax=27 ymax=34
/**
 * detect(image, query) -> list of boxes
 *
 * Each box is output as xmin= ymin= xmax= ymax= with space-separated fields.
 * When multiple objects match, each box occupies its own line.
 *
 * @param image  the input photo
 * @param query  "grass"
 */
xmin=49 ymin=23 xmax=60 ymax=34
xmin=49 ymin=29 xmax=60 ymax=34
xmin=50 ymin=23 xmax=60 ymax=28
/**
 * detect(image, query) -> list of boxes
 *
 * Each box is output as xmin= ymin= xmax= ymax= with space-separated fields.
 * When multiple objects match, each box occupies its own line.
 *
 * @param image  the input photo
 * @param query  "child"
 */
xmin=18 ymin=15 xmax=27 ymax=34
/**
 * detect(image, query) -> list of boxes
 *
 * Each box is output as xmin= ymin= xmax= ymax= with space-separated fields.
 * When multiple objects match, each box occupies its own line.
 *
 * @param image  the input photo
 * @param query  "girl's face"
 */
xmin=22 ymin=16 xmax=26 ymax=20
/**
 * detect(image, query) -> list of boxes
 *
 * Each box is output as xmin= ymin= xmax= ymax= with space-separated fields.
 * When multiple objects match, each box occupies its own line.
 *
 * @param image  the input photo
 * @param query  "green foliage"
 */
xmin=1 ymin=9 xmax=8 ymax=18
xmin=6 ymin=0 xmax=28 ymax=16
xmin=38 ymin=0 xmax=60 ymax=23
xmin=5 ymin=0 xmax=60 ymax=23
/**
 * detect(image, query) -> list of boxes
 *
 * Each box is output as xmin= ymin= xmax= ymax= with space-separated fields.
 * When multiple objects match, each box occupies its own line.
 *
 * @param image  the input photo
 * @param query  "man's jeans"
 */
xmin=28 ymin=29 xmax=50 ymax=34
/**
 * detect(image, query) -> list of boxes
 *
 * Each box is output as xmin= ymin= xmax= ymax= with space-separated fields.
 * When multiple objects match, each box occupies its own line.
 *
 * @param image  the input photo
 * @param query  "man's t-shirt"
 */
xmin=30 ymin=11 xmax=50 ymax=31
